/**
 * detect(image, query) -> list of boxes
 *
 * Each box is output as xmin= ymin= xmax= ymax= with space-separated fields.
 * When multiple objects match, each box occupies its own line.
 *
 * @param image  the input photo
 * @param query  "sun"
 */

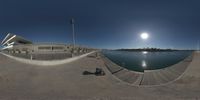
xmin=140 ymin=33 xmax=149 ymax=40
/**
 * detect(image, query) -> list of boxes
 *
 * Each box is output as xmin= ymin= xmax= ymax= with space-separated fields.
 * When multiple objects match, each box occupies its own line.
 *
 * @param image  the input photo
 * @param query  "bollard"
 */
xmin=31 ymin=55 xmax=32 ymax=60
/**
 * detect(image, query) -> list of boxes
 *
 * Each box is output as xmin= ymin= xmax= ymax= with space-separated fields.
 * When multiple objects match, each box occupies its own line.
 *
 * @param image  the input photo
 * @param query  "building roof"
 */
xmin=1 ymin=33 xmax=32 ymax=49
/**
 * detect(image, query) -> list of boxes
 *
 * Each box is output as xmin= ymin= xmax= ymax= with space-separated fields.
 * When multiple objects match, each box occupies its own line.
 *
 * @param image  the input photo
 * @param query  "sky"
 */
xmin=0 ymin=0 xmax=200 ymax=49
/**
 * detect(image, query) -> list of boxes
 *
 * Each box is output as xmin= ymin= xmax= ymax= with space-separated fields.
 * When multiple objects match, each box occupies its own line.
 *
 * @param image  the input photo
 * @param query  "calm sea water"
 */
xmin=102 ymin=50 xmax=192 ymax=72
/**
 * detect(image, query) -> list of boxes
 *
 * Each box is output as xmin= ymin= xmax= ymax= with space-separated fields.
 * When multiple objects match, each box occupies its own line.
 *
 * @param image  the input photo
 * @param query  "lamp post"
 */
xmin=198 ymin=40 xmax=200 ymax=52
xmin=70 ymin=18 xmax=76 ymax=56
xmin=70 ymin=18 xmax=75 ymax=49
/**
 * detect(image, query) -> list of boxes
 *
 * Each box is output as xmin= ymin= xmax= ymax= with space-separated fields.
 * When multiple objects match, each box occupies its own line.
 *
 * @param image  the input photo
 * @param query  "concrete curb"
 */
xmin=0 ymin=51 xmax=95 ymax=66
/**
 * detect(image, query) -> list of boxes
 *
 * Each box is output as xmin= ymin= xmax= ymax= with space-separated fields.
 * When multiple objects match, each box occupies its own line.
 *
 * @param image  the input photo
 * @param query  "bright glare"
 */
xmin=142 ymin=60 xmax=147 ymax=68
xmin=140 ymin=33 xmax=149 ymax=40
xmin=142 ymin=51 xmax=148 ymax=54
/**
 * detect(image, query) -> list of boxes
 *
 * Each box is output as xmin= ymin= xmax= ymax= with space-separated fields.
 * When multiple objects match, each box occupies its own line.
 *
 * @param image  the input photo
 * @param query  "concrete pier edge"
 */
xmin=100 ymin=51 xmax=194 ymax=87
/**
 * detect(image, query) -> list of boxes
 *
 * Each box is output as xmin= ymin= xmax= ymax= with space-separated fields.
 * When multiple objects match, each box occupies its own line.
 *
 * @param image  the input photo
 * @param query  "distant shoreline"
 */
xmin=113 ymin=48 xmax=194 ymax=52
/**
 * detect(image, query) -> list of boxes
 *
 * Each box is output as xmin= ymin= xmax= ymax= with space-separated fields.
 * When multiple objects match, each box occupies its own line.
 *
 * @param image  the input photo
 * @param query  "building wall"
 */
xmin=3 ymin=44 xmax=94 ymax=54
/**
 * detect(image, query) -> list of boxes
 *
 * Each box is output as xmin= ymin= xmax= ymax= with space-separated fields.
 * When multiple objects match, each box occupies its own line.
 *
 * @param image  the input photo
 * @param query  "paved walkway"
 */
xmin=0 ymin=52 xmax=199 ymax=100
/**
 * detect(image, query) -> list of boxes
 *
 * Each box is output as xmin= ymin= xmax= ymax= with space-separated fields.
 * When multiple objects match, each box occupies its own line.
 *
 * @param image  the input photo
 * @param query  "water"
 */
xmin=102 ymin=50 xmax=192 ymax=72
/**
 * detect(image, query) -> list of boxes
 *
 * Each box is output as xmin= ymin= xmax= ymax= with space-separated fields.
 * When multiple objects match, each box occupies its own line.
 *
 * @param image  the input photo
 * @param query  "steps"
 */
xmin=102 ymin=52 xmax=193 ymax=86
xmin=140 ymin=54 xmax=193 ymax=86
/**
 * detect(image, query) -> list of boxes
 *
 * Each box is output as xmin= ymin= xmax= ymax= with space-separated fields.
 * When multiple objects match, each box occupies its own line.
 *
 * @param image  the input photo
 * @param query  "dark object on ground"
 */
xmin=95 ymin=68 xmax=105 ymax=76
xmin=82 ymin=68 xmax=105 ymax=76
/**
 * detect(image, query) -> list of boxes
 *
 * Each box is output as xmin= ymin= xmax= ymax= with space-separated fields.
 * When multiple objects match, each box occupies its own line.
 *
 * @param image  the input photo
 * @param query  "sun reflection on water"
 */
xmin=142 ymin=60 xmax=147 ymax=68
xmin=142 ymin=51 xmax=148 ymax=54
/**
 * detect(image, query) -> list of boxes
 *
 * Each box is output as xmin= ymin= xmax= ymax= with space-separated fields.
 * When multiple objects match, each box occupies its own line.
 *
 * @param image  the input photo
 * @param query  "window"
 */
xmin=38 ymin=46 xmax=51 ymax=50
xmin=52 ymin=47 xmax=64 ymax=50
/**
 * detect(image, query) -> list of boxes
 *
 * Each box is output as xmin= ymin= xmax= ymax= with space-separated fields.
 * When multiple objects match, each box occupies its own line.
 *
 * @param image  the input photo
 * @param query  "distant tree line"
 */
xmin=115 ymin=48 xmax=179 ymax=52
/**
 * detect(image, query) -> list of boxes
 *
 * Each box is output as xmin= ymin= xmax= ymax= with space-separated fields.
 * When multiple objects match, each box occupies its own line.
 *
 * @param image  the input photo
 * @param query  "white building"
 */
xmin=1 ymin=33 xmax=93 ymax=54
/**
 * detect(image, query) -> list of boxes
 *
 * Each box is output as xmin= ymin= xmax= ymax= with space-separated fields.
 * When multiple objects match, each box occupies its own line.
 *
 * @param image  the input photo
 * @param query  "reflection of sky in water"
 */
xmin=102 ymin=50 xmax=192 ymax=72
